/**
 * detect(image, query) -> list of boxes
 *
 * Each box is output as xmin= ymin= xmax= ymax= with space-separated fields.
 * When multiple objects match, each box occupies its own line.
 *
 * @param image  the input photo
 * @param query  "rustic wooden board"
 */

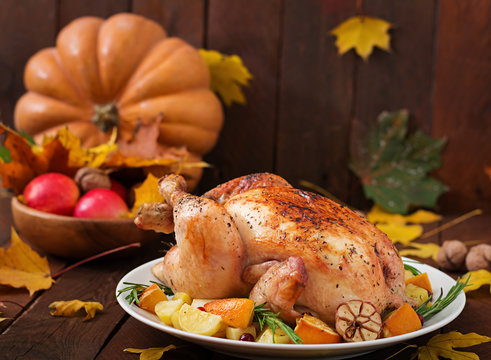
xmin=132 ymin=0 xmax=205 ymax=48
xmin=350 ymin=0 xmax=438 ymax=209
xmin=276 ymin=0 xmax=356 ymax=202
xmin=440 ymin=214 xmax=491 ymax=358
xmin=0 ymin=197 xmax=67 ymax=332
xmin=96 ymin=317 xmax=214 ymax=360
xmin=431 ymin=0 xmax=491 ymax=213
xmin=198 ymin=0 xmax=282 ymax=192
xmin=0 ymin=256 xmax=143 ymax=359
xmin=58 ymin=0 xmax=131 ymax=29
xmin=0 ymin=0 xmax=57 ymax=128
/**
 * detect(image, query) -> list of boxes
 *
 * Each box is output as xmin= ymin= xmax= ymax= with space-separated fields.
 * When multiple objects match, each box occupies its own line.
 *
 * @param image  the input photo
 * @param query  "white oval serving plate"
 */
xmin=116 ymin=257 xmax=465 ymax=360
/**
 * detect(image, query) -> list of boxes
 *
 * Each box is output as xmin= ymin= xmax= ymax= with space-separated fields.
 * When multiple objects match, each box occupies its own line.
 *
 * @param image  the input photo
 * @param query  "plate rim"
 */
xmin=115 ymin=257 xmax=466 ymax=356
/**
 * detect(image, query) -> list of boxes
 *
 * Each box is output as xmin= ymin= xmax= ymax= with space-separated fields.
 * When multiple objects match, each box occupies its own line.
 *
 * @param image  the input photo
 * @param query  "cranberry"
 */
xmin=197 ymin=306 xmax=206 ymax=311
xmin=417 ymin=313 xmax=424 ymax=326
xmin=239 ymin=333 xmax=255 ymax=342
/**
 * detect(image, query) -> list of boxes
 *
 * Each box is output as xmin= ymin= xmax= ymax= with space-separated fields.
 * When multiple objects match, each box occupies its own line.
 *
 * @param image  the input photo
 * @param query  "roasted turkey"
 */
xmin=135 ymin=173 xmax=406 ymax=325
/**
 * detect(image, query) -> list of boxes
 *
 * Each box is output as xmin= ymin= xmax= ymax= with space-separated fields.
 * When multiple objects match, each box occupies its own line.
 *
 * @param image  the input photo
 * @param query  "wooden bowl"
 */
xmin=11 ymin=197 xmax=161 ymax=259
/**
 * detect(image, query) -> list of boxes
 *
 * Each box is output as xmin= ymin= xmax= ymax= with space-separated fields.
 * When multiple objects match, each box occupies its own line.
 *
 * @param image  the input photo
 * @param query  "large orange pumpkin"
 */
xmin=14 ymin=13 xmax=223 ymax=177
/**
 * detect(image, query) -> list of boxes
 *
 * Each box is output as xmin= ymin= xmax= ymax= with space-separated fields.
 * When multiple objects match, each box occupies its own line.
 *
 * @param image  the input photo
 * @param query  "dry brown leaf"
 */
xmin=43 ymin=127 xmax=117 ymax=169
xmin=0 ymin=227 xmax=54 ymax=295
xmin=0 ymin=125 xmax=116 ymax=195
xmin=116 ymin=119 xmax=162 ymax=159
xmin=49 ymin=300 xmax=103 ymax=321
xmin=0 ymin=124 xmax=54 ymax=194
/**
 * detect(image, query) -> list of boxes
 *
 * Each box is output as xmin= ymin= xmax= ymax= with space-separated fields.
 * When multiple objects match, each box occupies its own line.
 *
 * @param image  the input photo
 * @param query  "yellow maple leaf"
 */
xmin=376 ymin=222 xmax=423 ymax=245
xmin=49 ymin=300 xmax=103 ymax=321
xmin=42 ymin=126 xmax=117 ymax=168
xmin=367 ymin=204 xmax=441 ymax=225
xmin=0 ymin=227 xmax=54 ymax=295
xmin=399 ymin=242 xmax=441 ymax=261
xmin=416 ymin=331 xmax=491 ymax=360
xmin=124 ymin=345 xmax=176 ymax=360
xmin=462 ymin=269 xmax=491 ymax=293
xmin=330 ymin=16 xmax=392 ymax=61
xmin=199 ymin=49 xmax=252 ymax=106
xmin=131 ymin=173 xmax=165 ymax=215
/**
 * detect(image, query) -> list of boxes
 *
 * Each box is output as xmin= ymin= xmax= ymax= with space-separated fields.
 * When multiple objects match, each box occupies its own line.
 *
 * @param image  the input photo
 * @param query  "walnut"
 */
xmin=74 ymin=167 xmax=111 ymax=193
xmin=436 ymin=240 xmax=468 ymax=271
xmin=465 ymin=244 xmax=491 ymax=271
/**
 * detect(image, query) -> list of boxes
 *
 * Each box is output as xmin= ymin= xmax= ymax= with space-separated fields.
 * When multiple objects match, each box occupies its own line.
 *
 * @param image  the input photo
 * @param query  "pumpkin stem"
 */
xmin=92 ymin=103 xmax=119 ymax=132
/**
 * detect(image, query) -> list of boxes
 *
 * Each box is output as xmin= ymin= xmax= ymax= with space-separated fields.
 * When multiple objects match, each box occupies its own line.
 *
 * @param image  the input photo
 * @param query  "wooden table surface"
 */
xmin=0 ymin=196 xmax=490 ymax=360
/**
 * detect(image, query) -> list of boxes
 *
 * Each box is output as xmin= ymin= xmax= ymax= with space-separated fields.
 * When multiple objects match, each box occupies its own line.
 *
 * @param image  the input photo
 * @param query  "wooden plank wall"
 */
xmin=0 ymin=0 xmax=489 ymax=214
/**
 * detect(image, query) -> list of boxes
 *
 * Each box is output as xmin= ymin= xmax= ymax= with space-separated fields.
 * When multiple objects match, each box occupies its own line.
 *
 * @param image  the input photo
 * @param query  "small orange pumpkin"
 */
xmin=14 ymin=13 xmax=223 ymax=161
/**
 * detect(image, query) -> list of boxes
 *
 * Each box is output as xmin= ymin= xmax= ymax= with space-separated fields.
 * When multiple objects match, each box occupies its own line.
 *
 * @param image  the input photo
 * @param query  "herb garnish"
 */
xmin=253 ymin=304 xmax=303 ymax=344
xmin=415 ymin=274 xmax=471 ymax=321
xmin=404 ymin=263 xmax=422 ymax=276
xmin=117 ymin=281 xmax=173 ymax=305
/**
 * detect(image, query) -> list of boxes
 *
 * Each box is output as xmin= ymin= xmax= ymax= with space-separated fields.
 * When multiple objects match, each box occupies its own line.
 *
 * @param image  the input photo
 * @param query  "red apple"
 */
xmin=73 ymin=188 xmax=129 ymax=219
xmin=109 ymin=178 xmax=128 ymax=202
xmin=23 ymin=173 xmax=80 ymax=215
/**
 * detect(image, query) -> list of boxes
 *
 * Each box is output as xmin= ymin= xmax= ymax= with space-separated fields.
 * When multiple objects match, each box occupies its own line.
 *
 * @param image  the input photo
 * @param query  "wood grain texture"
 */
xmin=431 ymin=0 xmax=491 ymax=212
xmin=96 ymin=317 xmax=214 ymax=360
xmin=0 ymin=197 xmax=67 ymax=333
xmin=440 ymin=214 xmax=491 ymax=358
xmin=132 ymin=0 xmax=205 ymax=47
xmin=0 ymin=0 xmax=57 ymax=128
xmin=350 ymin=0 xmax=438 ymax=209
xmin=276 ymin=0 xmax=356 ymax=201
xmin=58 ymin=0 xmax=131 ymax=28
xmin=198 ymin=0 xmax=282 ymax=192
xmin=0 ymin=257 xmax=139 ymax=359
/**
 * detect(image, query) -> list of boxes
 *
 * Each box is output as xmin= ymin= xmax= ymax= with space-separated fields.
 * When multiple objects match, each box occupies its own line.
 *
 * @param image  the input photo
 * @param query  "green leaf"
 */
xmin=350 ymin=109 xmax=448 ymax=214
xmin=0 ymin=146 xmax=11 ymax=163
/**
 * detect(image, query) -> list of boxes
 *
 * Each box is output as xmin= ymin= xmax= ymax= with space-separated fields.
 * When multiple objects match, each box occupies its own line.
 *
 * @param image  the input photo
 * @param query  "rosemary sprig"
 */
xmin=415 ymin=274 xmax=471 ymax=321
xmin=253 ymin=304 xmax=303 ymax=344
xmin=117 ymin=281 xmax=173 ymax=305
xmin=404 ymin=263 xmax=422 ymax=276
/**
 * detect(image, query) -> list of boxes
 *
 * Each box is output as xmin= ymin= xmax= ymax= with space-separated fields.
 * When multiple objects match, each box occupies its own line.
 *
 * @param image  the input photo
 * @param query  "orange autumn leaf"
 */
xmin=105 ymin=121 xmax=208 ymax=170
xmin=0 ymin=125 xmax=116 ymax=195
xmin=0 ymin=124 xmax=55 ymax=194
xmin=0 ymin=227 xmax=54 ymax=295
xmin=48 ymin=300 xmax=103 ymax=321
xmin=43 ymin=126 xmax=117 ymax=169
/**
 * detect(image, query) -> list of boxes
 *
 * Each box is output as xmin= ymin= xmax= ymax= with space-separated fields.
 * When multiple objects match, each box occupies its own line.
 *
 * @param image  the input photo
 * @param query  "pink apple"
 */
xmin=109 ymin=178 xmax=128 ymax=202
xmin=73 ymin=188 xmax=129 ymax=219
xmin=23 ymin=173 xmax=80 ymax=215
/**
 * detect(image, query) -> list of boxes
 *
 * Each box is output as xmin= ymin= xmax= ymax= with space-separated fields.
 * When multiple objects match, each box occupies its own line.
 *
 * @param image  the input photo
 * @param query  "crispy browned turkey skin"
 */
xmin=135 ymin=173 xmax=405 ymax=325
